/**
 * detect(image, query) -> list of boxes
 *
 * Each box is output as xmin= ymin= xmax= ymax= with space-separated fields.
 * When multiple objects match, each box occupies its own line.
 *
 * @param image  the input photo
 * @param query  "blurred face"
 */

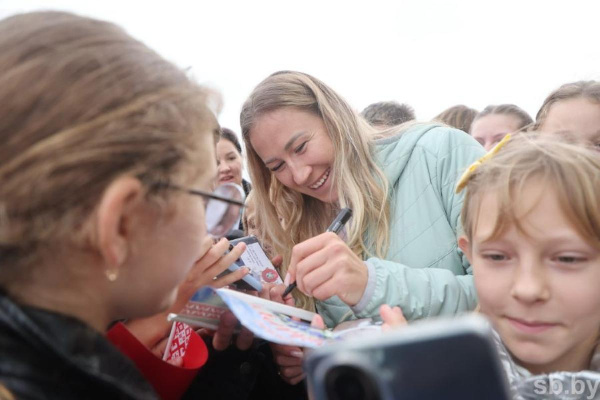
xmin=249 ymin=107 xmax=338 ymax=204
xmin=471 ymin=114 xmax=522 ymax=151
xmin=540 ymin=98 xmax=600 ymax=150
xmin=124 ymin=138 xmax=216 ymax=316
xmin=216 ymin=139 xmax=243 ymax=186
xmin=459 ymin=182 xmax=600 ymax=374
xmin=243 ymin=196 xmax=274 ymax=257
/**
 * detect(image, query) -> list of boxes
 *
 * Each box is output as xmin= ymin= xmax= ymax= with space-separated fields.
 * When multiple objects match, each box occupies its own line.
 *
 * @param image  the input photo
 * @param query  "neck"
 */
xmin=7 ymin=264 xmax=112 ymax=333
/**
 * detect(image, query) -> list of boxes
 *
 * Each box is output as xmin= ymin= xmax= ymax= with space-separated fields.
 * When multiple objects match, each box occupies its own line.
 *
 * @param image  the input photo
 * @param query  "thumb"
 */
xmin=271 ymin=255 xmax=283 ymax=269
xmin=310 ymin=314 xmax=325 ymax=330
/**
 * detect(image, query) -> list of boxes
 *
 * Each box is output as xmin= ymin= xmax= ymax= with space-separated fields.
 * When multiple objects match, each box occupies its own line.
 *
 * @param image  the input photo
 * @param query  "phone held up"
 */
xmin=304 ymin=314 xmax=510 ymax=400
xmin=217 ymin=235 xmax=282 ymax=292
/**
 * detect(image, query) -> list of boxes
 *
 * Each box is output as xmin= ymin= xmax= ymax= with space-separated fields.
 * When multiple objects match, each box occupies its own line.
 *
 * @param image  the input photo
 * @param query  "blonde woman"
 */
xmin=241 ymin=71 xmax=485 ymax=326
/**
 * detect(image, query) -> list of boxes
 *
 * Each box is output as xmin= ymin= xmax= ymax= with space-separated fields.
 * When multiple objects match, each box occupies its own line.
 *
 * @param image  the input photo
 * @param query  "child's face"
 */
xmin=459 ymin=182 xmax=600 ymax=374
xmin=540 ymin=97 xmax=600 ymax=150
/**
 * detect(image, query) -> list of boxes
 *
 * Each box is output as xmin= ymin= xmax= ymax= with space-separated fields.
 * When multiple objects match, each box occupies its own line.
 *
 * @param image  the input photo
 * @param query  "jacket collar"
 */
xmin=0 ymin=289 xmax=158 ymax=399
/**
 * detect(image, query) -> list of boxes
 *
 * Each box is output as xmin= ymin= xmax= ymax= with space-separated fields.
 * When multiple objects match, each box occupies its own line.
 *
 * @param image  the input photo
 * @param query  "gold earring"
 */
xmin=105 ymin=269 xmax=119 ymax=282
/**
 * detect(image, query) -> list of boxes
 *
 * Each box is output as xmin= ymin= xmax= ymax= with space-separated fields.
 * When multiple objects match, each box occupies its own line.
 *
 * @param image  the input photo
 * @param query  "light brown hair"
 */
xmin=434 ymin=105 xmax=478 ymax=133
xmin=0 ymin=12 xmax=218 ymax=279
xmin=460 ymin=133 xmax=600 ymax=249
xmin=471 ymin=104 xmax=533 ymax=134
xmin=535 ymin=80 xmax=600 ymax=130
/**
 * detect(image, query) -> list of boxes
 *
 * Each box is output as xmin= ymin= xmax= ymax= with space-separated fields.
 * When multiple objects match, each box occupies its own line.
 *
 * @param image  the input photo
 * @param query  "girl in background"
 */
xmin=535 ymin=80 xmax=600 ymax=150
xmin=470 ymin=104 xmax=532 ymax=150
xmin=217 ymin=128 xmax=252 ymax=196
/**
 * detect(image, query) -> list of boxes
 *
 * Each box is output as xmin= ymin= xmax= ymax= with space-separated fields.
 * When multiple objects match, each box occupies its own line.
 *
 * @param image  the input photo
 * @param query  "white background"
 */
xmin=2 ymin=0 xmax=599 ymax=134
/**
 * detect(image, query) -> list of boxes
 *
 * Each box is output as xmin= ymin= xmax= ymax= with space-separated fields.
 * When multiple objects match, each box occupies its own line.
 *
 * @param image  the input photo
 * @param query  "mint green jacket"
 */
xmin=316 ymin=124 xmax=485 ymax=327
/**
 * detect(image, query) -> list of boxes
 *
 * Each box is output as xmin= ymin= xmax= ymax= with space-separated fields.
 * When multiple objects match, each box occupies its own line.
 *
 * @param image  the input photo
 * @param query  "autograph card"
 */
xmin=230 ymin=236 xmax=282 ymax=285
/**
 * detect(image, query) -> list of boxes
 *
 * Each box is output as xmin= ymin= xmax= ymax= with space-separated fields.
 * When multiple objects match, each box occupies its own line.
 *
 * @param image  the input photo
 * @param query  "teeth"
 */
xmin=310 ymin=169 xmax=330 ymax=189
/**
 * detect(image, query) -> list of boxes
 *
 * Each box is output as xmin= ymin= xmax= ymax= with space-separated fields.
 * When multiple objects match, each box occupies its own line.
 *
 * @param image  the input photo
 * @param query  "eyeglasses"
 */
xmin=158 ymin=182 xmax=245 ymax=238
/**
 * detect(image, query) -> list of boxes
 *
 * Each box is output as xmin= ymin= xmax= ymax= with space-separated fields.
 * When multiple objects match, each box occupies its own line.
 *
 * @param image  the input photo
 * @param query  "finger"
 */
xmin=271 ymin=255 xmax=283 ymax=269
xmin=286 ymin=373 xmax=306 ymax=386
xmin=269 ymin=284 xmax=289 ymax=304
xmin=198 ymin=235 xmax=214 ymax=258
xmin=300 ymin=258 xmax=336 ymax=296
xmin=280 ymin=366 xmax=304 ymax=379
xmin=151 ymin=336 xmax=170 ymax=359
xmin=213 ymin=311 xmax=238 ymax=351
xmin=259 ymin=283 xmax=275 ymax=300
xmin=289 ymin=232 xmax=339 ymax=275
xmin=380 ymin=304 xmax=407 ymax=331
xmin=211 ymin=266 xmax=249 ymax=288
xmin=310 ymin=314 xmax=325 ymax=329
xmin=235 ymin=327 xmax=254 ymax=351
xmin=294 ymin=247 xmax=331 ymax=294
xmin=202 ymin=238 xmax=232 ymax=268
xmin=275 ymin=355 xmax=303 ymax=367
xmin=272 ymin=345 xmax=304 ymax=358
xmin=205 ymin=241 xmax=247 ymax=279
xmin=196 ymin=328 xmax=212 ymax=337
xmin=309 ymin=277 xmax=341 ymax=301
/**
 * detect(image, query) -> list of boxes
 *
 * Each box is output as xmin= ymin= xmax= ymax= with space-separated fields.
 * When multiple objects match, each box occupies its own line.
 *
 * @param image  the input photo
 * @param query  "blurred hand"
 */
xmin=171 ymin=236 xmax=249 ymax=312
xmin=124 ymin=236 xmax=249 ymax=355
xmin=212 ymin=310 xmax=254 ymax=351
xmin=379 ymin=304 xmax=407 ymax=331
xmin=285 ymin=232 xmax=368 ymax=306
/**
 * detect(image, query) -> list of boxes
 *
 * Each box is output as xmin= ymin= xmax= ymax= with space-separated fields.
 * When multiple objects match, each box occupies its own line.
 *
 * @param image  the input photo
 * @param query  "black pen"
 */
xmin=282 ymin=207 xmax=353 ymax=298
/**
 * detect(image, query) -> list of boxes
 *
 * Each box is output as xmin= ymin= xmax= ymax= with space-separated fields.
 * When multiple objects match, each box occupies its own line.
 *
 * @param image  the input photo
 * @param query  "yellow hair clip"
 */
xmin=455 ymin=133 xmax=512 ymax=193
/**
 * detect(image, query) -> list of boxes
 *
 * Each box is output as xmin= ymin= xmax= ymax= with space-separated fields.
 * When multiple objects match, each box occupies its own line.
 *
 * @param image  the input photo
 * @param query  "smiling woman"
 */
xmin=240 ymin=71 xmax=485 ymax=327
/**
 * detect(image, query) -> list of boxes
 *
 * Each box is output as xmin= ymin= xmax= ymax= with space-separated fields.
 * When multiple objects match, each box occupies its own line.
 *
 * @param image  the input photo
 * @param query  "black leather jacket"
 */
xmin=0 ymin=290 xmax=158 ymax=400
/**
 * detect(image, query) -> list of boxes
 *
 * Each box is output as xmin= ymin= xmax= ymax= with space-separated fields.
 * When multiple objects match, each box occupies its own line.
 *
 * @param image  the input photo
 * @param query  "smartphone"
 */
xmin=304 ymin=314 xmax=510 ymax=400
xmin=218 ymin=235 xmax=282 ymax=292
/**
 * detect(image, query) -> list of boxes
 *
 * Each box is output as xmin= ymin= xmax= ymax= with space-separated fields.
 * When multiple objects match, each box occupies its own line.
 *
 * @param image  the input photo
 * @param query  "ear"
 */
xmin=94 ymin=177 xmax=144 ymax=270
xmin=458 ymin=235 xmax=473 ymax=265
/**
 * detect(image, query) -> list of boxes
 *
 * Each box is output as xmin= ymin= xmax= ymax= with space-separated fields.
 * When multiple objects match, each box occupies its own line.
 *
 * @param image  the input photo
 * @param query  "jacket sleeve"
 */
xmin=355 ymin=128 xmax=484 ymax=320
xmin=354 ymin=259 xmax=476 ymax=320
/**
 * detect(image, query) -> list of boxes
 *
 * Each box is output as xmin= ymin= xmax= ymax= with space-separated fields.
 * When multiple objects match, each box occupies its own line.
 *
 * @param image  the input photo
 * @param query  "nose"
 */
xmin=290 ymin=163 xmax=311 ymax=186
xmin=218 ymin=161 xmax=230 ymax=174
xmin=510 ymin=260 xmax=550 ymax=304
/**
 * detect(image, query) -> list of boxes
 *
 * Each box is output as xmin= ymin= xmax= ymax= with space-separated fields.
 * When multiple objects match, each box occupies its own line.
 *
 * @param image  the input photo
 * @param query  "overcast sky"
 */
xmin=2 ymin=0 xmax=599 ymax=133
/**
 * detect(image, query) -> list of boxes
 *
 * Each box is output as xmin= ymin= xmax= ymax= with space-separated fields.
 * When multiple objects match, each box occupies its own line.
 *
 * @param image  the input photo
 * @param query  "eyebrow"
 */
xmin=264 ymin=131 xmax=306 ymax=165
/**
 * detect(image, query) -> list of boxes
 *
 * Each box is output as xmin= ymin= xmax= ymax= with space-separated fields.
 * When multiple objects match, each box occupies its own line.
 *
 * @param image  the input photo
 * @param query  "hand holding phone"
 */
xmin=217 ymin=235 xmax=282 ymax=292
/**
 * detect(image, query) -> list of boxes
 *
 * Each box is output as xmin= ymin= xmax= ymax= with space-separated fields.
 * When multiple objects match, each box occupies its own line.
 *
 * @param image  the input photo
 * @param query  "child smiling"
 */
xmin=457 ymin=133 xmax=600 ymax=398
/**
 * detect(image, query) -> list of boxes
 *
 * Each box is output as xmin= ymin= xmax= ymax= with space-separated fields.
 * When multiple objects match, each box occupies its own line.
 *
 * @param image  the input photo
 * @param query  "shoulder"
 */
xmin=373 ymin=123 xmax=483 ymax=171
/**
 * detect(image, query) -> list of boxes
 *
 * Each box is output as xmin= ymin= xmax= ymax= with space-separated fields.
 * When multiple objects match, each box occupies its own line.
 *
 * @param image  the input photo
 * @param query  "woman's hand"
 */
xmin=285 ymin=232 xmax=368 ymax=306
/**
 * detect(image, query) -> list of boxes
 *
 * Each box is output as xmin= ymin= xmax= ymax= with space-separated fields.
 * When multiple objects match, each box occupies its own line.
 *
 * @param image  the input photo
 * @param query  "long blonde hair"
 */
xmin=240 ymin=71 xmax=391 ymax=310
xmin=460 ymin=133 xmax=600 ymax=249
xmin=0 ymin=12 xmax=218 ymax=282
